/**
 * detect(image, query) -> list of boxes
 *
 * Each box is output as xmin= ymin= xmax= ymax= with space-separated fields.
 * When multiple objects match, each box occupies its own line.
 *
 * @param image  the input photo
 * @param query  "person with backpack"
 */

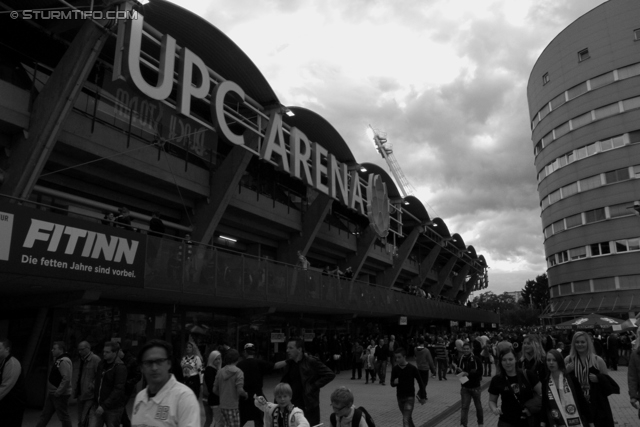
xmin=391 ymin=348 xmax=427 ymax=427
xmin=329 ymin=386 xmax=371 ymax=427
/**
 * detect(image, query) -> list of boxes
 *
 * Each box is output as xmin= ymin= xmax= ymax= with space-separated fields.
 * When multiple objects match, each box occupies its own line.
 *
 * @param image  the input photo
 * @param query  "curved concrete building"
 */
xmin=527 ymin=0 xmax=640 ymax=320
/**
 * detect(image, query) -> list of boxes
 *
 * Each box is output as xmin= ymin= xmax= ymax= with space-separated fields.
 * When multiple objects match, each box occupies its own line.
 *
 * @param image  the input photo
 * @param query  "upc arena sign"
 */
xmin=113 ymin=14 xmax=389 ymax=221
xmin=0 ymin=202 xmax=145 ymax=287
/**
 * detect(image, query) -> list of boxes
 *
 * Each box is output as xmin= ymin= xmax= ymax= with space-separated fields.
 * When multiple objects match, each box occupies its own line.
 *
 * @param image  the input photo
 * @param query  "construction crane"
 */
xmin=367 ymin=125 xmax=417 ymax=198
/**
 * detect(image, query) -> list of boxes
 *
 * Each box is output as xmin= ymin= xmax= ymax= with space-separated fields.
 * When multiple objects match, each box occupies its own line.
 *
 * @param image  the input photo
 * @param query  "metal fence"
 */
xmin=143 ymin=236 xmax=498 ymax=323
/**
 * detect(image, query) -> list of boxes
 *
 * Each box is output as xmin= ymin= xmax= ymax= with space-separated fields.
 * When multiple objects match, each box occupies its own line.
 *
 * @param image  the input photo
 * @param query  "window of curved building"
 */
xmin=565 ymin=213 xmax=582 ymax=229
xmin=584 ymin=208 xmax=605 ymax=224
xmin=573 ymin=280 xmax=590 ymax=294
xmin=544 ymin=201 xmax=639 ymax=240
xmin=547 ymin=236 xmax=639 ymax=267
xmin=620 ymin=275 xmax=640 ymax=290
xmin=531 ymin=61 xmax=640 ymax=132
xmin=593 ymin=277 xmax=615 ymax=292
xmin=605 ymin=167 xmax=630 ymax=184
xmin=590 ymin=242 xmax=611 ymax=257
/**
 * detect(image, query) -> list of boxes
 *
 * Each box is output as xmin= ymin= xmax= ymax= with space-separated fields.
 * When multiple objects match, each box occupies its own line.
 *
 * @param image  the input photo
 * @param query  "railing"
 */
xmin=144 ymin=236 xmax=499 ymax=323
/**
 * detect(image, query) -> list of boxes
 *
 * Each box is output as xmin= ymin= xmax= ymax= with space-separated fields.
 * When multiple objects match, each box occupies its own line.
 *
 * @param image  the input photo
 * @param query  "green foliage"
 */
xmin=501 ymin=306 xmax=541 ymax=327
xmin=471 ymin=291 xmax=517 ymax=312
xmin=521 ymin=273 xmax=550 ymax=310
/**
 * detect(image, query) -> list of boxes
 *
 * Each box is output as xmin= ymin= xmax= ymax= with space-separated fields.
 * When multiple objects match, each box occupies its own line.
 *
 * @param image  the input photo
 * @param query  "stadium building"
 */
xmin=527 ymin=0 xmax=640 ymax=322
xmin=0 ymin=0 xmax=496 ymax=404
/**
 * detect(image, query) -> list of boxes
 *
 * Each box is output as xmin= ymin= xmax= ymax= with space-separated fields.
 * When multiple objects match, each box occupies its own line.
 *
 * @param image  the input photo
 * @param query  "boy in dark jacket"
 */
xmin=390 ymin=348 xmax=426 ymax=427
xmin=454 ymin=342 xmax=483 ymax=427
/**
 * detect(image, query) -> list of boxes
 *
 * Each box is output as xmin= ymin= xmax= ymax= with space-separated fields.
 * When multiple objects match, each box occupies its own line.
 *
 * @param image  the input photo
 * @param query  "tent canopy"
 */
xmin=555 ymin=313 xmax=626 ymax=330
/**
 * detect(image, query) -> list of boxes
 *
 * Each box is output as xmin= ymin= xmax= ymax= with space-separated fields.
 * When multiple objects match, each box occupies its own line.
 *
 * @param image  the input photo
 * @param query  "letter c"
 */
xmin=211 ymin=81 xmax=246 ymax=146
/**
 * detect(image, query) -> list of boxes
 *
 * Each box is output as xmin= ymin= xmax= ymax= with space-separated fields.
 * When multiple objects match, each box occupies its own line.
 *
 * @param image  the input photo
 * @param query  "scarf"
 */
xmin=573 ymin=355 xmax=591 ymax=402
xmin=547 ymin=374 xmax=584 ymax=427
xmin=272 ymin=406 xmax=291 ymax=427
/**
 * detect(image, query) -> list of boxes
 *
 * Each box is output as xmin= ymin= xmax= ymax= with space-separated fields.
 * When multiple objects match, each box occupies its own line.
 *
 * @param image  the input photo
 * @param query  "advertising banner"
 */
xmin=0 ymin=202 xmax=146 ymax=287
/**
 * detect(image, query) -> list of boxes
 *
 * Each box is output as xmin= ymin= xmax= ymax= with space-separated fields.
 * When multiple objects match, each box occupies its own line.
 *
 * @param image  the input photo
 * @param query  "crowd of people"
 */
xmin=2 ymin=319 xmax=640 ymax=427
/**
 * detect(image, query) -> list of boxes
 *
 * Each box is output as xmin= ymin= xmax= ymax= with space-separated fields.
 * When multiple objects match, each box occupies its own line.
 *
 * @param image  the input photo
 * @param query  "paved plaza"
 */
xmin=23 ymin=363 xmax=639 ymax=427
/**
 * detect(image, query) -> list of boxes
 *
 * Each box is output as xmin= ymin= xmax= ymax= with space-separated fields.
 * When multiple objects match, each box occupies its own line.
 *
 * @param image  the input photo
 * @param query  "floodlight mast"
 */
xmin=368 ymin=125 xmax=416 ymax=198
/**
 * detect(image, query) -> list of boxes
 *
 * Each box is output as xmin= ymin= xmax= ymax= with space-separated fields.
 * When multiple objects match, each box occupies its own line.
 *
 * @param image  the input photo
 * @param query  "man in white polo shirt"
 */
xmin=131 ymin=340 xmax=200 ymax=427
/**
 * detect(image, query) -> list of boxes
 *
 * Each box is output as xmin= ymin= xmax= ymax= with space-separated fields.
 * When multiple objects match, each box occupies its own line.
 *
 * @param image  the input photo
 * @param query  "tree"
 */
xmin=521 ymin=273 xmax=550 ymax=310
xmin=472 ymin=291 xmax=517 ymax=313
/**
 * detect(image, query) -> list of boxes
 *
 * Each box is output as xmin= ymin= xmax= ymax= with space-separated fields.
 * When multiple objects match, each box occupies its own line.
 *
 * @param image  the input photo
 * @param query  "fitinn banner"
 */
xmin=0 ymin=202 xmax=146 ymax=287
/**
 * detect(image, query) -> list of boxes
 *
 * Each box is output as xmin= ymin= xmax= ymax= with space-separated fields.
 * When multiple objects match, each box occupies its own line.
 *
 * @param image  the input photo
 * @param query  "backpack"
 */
xmin=330 ymin=406 xmax=375 ymax=427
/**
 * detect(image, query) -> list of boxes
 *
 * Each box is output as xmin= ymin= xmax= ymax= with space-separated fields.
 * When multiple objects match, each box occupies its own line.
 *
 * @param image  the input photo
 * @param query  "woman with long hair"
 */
xmin=203 ymin=350 xmax=224 ymax=427
xmin=541 ymin=350 xmax=593 ymax=427
xmin=181 ymin=339 xmax=204 ymax=398
xmin=488 ymin=349 xmax=542 ymax=427
xmin=518 ymin=334 xmax=548 ymax=381
xmin=564 ymin=331 xmax=613 ymax=427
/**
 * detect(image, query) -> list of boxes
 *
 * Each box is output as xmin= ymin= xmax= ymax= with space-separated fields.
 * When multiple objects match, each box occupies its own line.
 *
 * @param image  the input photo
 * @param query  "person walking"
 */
xmin=414 ymin=337 xmax=436 ymax=399
xmin=237 ymin=343 xmax=276 ymax=427
xmin=281 ymin=337 xmax=336 ymax=426
xmin=364 ymin=339 xmax=377 ymax=384
xmin=203 ymin=350 xmax=223 ymax=427
xmin=606 ymin=333 xmax=619 ymax=371
xmin=36 ymin=341 xmax=73 ymax=427
xmin=74 ymin=341 xmax=101 ymax=427
xmin=455 ymin=342 xmax=484 ymax=427
xmin=0 ymin=338 xmax=27 ymax=427
xmin=350 ymin=340 xmax=363 ymax=380
xmin=390 ymin=348 xmax=427 ymax=427
xmin=132 ymin=339 xmax=200 ymax=426
xmin=89 ymin=341 xmax=127 ymax=427
xmin=541 ymin=349 xmax=593 ymax=427
xmin=213 ymin=349 xmax=248 ymax=427
xmin=374 ymin=338 xmax=390 ymax=385
xmin=564 ymin=331 xmax=615 ymax=427
xmin=488 ymin=348 xmax=541 ymax=427
xmin=180 ymin=340 xmax=203 ymax=399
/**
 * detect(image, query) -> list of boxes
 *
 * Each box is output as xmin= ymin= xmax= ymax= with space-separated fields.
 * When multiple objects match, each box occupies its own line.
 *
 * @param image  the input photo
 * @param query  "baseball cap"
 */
xmin=244 ymin=343 xmax=255 ymax=349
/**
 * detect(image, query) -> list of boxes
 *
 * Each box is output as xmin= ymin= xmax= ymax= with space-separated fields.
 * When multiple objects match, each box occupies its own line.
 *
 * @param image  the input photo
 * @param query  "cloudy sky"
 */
xmin=168 ymin=0 xmax=607 ymax=296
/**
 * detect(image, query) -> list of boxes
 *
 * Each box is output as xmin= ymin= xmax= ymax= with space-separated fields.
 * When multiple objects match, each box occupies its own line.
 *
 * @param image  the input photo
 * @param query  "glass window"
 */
xmin=618 ymin=62 xmax=640 ymax=79
xmin=532 ymin=115 xmax=540 ymax=130
xmin=611 ymin=135 xmax=625 ymax=148
xmin=539 ymin=103 xmax=551 ymax=120
xmin=570 ymin=247 xmax=587 ymax=260
xmin=542 ymin=131 xmax=553 ymax=146
xmin=544 ymin=225 xmax=553 ymax=239
xmin=634 ymin=165 xmax=640 ymax=178
xmin=590 ymin=72 xmax=615 ymax=90
xmin=615 ymin=240 xmax=628 ymax=252
xmin=594 ymin=103 xmax=619 ymax=121
xmin=555 ymin=122 xmax=570 ymax=139
xmin=565 ymin=213 xmax=582 ymax=228
xmin=630 ymin=130 xmax=640 ymax=144
xmin=587 ymin=143 xmax=597 ymax=156
xmin=559 ymin=283 xmax=572 ymax=295
xmin=635 ymin=30 xmax=640 ymax=42
xmin=578 ymin=49 xmax=590 ymax=62
xmin=623 ymin=96 xmax=640 ymax=111
xmin=590 ymin=242 xmax=611 ymax=256
xmin=567 ymin=152 xmax=575 ymax=164
xmin=550 ymin=92 xmax=566 ymax=110
xmin=535 ymin=141 xmax=543 ymax=155
xmin=558 ymin=156 xmax=568 ymax=168
xmin=572 ymin=112 xmax=592 ymax=129
xmin=629 ymin=238 xmax=640 ymax=251
xmin=558 ymin=251 xmax=569 ymax=263
xmin=567 ymin=81 xmax=588 ymax=99
xmin=543 ymin=73 xmax=550 ymax=85
xmin=610 ymin=202 xmax=632 ymax=218
xmin=552 ymin=219 xmax=565 ymax=234
xmin=576 ymin=146 xmax=588 ymax=160
xmin=562 ymin=182 xmax=578 ymax=198
xmin=541 ymin=197 xmax=550 ymax=210
xmin=580 ymin=174 xmax=601 ymax=191
xmin=549 ymin=189 xmax=562 ymax=204
xmin=593 ymin=277 xmax=615 ymax=292
xmin=605 ymin=167 xmax=629 ymax=184
xmin=619 ymin=275 xmax=640 ymax=290
xmin=600 ymin=138 xmax=613 ymax=151
xmin=550 ymin=287 xmax=556 ymax=298
xmin=574 ymin=280 xmax=590 ymax=293
xmin=584 ymin=208 xmax=605 ymax=223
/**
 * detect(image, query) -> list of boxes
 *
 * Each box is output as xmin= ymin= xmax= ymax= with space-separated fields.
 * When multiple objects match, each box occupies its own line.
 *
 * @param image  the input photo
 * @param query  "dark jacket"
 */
xmin=456 ymin=354 xmax=482 ymax=388
xmin=629 ymin=347 xmax=640 ymax=401
xmin=73 ymin=351 xmax=101 ymax=401
xmin=94 ymin=358 xmax=127 ymax=410
xmin=541 ymin=372 xmax=592 ymax=427
xmin=281 ymin=354 xmax=335 ymax=410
